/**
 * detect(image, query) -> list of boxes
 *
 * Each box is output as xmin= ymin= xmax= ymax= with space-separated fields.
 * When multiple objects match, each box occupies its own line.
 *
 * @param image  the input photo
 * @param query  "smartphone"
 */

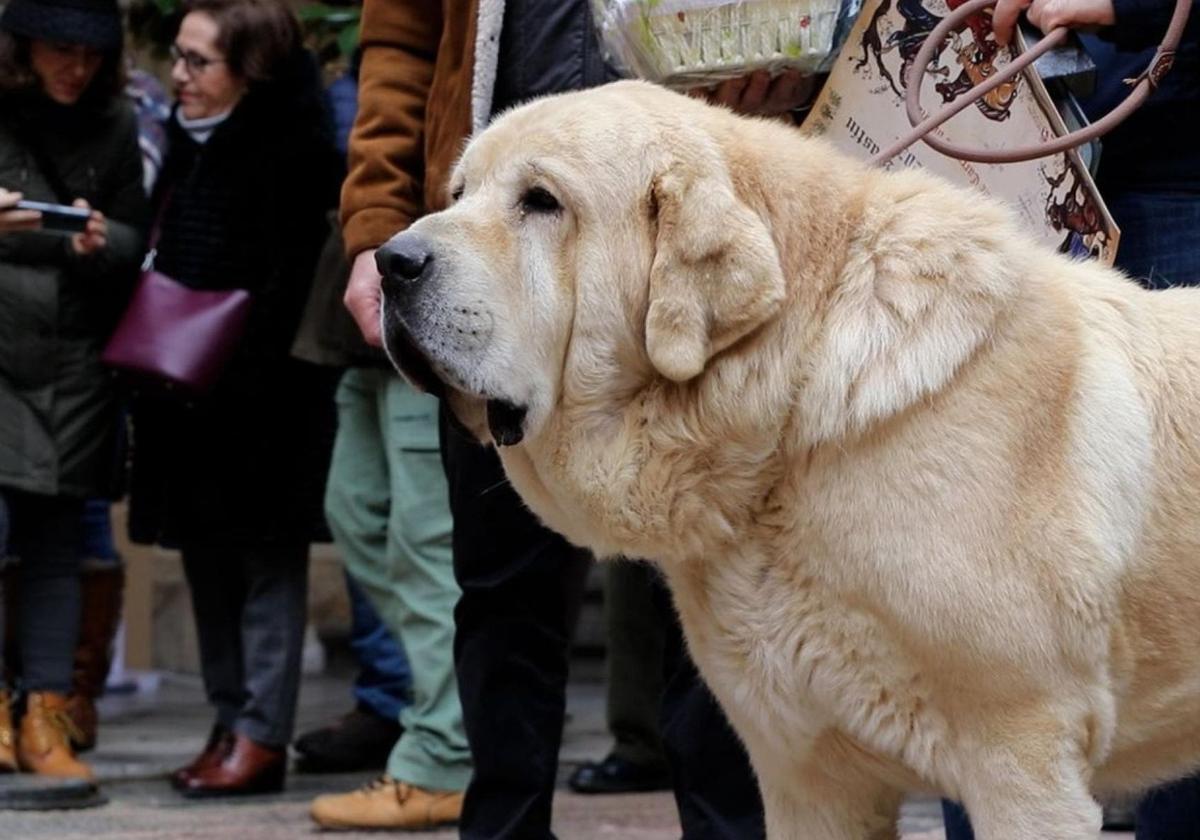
xmin=14 ymin=199 xmax=91 ymax=234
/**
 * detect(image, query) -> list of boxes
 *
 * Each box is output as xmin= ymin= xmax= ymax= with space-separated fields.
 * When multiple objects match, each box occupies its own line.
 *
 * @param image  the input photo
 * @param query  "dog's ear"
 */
xmin=645 ymin=167 xmax=786 ymax=382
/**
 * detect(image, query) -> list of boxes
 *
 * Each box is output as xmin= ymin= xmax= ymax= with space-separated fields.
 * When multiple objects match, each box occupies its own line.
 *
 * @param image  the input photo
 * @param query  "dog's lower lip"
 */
xmin=385 ymin=321 xmax=446 ymax=399
xmin=487 ymin=398 xmax=527 ymax=446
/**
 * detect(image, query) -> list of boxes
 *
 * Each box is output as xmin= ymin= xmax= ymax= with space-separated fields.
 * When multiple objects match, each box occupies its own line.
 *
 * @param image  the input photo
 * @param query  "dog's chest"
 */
xmin=667 ymin=552 xmax=949 ymax=777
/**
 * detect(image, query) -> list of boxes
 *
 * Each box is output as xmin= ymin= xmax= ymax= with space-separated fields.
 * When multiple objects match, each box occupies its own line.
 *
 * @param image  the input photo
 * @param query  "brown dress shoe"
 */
xmin=0 ymin=689 xmax=16 ymax=772
xmin=170 ymin=724 xmax=233 ymax=790
xmin=180 ymin=732 xmax=285 ymax=798
xmin=310 ymin=776 xmax=464 ymax=830
xmin=17 ymin=692 xmax=93 ymax=780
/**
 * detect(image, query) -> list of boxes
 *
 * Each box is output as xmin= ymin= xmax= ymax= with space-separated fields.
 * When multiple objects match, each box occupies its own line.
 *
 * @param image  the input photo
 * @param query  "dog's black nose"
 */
xmin=376 ymin=233 xmax=434 ymax=289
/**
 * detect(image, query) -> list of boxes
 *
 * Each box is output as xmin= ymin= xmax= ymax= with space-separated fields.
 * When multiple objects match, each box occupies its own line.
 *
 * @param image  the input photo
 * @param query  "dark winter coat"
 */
xmin=0 ymin=92 xmax=146 ymax=498
xmin=290 ymin=72 xmax=388 ymax=369
xmin=128 ymin=52 xmax=342 ymax=548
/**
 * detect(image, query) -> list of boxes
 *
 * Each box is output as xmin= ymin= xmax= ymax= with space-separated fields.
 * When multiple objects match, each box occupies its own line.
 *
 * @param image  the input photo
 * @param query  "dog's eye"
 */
xmin=520 ymin=186 xmax=561 ymax=214
xmin=450 ymin=185 xmax=464 ymax=202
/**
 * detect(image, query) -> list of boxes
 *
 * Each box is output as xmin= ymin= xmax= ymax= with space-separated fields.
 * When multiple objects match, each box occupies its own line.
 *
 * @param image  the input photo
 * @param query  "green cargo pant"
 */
xmin=324 ymin=368 xmax=471 ymax=791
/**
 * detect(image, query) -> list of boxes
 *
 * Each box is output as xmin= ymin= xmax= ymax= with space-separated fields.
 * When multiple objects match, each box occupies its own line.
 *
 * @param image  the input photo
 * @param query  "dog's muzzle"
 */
xmin=377 ymin=231 xmax=529 ymax=448
xmin=377 ymin=232 xmax=445 ymax=398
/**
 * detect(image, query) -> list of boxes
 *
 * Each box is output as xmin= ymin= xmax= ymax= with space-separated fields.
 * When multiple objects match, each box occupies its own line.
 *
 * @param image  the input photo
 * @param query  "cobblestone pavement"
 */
xmin=0 ymin=670 xmax=1133 ymax=839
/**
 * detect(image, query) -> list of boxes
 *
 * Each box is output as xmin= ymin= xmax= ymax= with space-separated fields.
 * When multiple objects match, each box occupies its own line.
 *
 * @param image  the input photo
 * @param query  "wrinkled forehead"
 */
xmin=453 ymin=136 xmax=582 ymax=193
xmin=452 ymin=93 xmax=665 ymax=197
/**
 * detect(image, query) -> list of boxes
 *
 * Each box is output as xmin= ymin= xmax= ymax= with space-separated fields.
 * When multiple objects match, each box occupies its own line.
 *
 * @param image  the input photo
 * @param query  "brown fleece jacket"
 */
xmin=340 ymin=0 xmax=479 ymax=257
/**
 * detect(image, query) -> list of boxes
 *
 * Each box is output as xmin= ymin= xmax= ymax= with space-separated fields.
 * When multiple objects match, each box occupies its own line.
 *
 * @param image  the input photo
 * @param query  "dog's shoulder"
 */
xmin=794 ymin=166 xmax=1043 ymax=443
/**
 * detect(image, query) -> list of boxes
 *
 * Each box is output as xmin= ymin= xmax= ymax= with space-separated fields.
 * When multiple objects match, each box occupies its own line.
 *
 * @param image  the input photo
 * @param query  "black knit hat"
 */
xmin=0 ymin=0 xmax=123 ymax=51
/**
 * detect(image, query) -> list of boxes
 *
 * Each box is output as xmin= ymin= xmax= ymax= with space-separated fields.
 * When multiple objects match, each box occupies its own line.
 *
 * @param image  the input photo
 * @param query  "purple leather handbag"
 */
xmin=101 ymin=195 xmax=252 ymax=396
xmin=101 ymin=270 xmax=251 ymax=395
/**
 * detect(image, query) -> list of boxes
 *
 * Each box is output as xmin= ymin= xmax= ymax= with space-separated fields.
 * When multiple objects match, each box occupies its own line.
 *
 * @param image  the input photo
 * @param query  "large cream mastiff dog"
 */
xmin=375 ymin=80 xmax=1200 ymax=838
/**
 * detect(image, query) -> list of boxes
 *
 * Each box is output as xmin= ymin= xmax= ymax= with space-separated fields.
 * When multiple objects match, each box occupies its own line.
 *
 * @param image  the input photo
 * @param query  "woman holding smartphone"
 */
xmin=0 ymin=0 xmax=145 ymax=780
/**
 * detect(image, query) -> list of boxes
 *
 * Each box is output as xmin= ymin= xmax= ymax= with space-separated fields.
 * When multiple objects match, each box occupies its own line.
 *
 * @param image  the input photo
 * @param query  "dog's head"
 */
xmin=377 ymin=81 xmax=787 ymax=448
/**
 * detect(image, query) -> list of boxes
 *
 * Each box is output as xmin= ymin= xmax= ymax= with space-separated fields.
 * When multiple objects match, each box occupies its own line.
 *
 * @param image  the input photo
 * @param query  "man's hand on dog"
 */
xmin=346 ymin=248 xmax=384 ymax=347
xmin=991 ymin=0 xmax=1115 ymax=46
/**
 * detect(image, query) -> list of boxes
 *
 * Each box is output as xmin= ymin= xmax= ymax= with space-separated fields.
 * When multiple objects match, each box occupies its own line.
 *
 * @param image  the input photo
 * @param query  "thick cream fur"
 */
xmin=398 ymin=80 xmax=1200 ymax=839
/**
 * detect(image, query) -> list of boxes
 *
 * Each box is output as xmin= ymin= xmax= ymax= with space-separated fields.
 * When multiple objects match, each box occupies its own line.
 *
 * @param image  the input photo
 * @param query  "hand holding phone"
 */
xmin=66 ymin=199 xmax=107 ymax=256
xmin=0 ymin=189 xmax=42 ymax=233
xmin=14 ymin=199 xmax=92 ymax=234
xmin=1 ymin=191 xmax=106 ymax=253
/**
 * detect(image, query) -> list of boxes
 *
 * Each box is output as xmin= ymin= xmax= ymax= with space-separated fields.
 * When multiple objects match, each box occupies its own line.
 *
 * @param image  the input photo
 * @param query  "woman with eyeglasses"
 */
xmin=0 ymin=0 xmax=145 ymax=781
xmin=126 ymin=0 xmax=341 ymax=798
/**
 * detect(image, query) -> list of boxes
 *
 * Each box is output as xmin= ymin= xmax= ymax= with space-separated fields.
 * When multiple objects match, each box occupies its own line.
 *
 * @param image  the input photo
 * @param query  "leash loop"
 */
xmin=871 ymin=0 xmax=1192 ymax=166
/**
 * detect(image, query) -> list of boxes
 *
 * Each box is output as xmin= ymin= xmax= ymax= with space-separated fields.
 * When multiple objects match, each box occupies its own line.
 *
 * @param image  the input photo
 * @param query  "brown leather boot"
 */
xmin=170 ymin=724 xmax=233 ymax=790
xmin=66 ymin=566 xmax=125 ymax=752
xmin=64 ymin=694 xmax=97 ymax=754
xmin=180 ymin=733 xmax=285 ymax=798
xmin=0 ymin=689 xmax=15 ymax=772
xmin=17 ymin=691 xmax=93 ymax=780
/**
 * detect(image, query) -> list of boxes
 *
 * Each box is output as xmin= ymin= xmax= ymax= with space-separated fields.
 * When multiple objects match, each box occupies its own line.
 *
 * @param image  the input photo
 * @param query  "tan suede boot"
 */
xmin=0 ymin=689 xmax=15 ymax=772
xmin=310 ymin=776 xmax=463 ymax=830
xmin=18 ymin=692 xmax=93 ymax=780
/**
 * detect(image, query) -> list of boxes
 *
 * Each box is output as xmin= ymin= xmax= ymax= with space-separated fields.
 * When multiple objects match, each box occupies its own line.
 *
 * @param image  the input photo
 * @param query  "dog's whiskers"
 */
xmin=479 ymin=477 xmax=513 ymax=497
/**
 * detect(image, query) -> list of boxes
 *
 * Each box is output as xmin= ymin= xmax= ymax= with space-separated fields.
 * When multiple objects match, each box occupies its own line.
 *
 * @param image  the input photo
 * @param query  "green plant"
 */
xmin=298 ymin=2 xmax=361 ymax=66
xmin=126 ymin=0 xmax=183 ymax=54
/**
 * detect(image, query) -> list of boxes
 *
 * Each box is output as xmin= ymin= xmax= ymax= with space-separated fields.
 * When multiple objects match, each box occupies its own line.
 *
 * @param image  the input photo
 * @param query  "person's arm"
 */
xmin=66 ymin=106 xmax=147 ymax=283
xmin=991 ymin=0 xmax=1196 ymax=47
xmin=341 ymin=0 xmax=443 ymax=346
xmin=255 ymin=124 xmax=345 ymax=361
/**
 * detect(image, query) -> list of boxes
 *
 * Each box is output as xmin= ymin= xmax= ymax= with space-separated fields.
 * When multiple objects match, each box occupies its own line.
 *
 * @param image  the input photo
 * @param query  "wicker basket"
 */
xmin=594 ymin=0 xmax=855 ymax=88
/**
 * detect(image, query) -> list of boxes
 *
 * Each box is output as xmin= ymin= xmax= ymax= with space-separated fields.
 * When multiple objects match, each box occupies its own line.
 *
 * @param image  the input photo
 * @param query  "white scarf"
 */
xmin=175 ymin=108 xmax=233 ymax=144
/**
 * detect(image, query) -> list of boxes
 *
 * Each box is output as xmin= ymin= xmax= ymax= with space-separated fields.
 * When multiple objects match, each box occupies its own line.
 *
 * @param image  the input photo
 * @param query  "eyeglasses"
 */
xmin=170 ymin=44 xmax=226 ymax=76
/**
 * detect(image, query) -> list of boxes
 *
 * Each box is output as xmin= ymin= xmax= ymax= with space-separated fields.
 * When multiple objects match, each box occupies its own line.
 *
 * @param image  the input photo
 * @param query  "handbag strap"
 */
xmin=142 ymin=185 xmax=173 ymax=272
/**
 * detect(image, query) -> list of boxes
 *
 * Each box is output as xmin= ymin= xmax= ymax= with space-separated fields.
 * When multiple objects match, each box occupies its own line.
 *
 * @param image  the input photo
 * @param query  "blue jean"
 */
xmin=346 ymin=571 xmax=412 ymax=722
xmin=0 ymin=490 xmax=84 ymax=693
xmin=79 ymin=499 xmax=120 ymax=568
xmin=0 ymin=493 xmax=8 ymax=669
xmin=944 ymin=188 xmax=1200 ymax=839
xmin=0 ymin=492 xmax=9 ymax=562
xmin=1105 ymin=190 xmax=1200 ymax=289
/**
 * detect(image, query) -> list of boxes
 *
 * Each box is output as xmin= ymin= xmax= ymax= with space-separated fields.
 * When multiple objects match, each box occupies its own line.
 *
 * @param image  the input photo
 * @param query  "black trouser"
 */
xmin=604 ymin=559 xmax=668 ymax=769
xmin=441 ymin=411 xmax=764 ymax=840
xmin=441 ymin=414 xmax=590 ymax=838
xmin=0 ymin=490 xmax=84 ymax=693
xmin=655 ymin=576 xmax=765 ymax=840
